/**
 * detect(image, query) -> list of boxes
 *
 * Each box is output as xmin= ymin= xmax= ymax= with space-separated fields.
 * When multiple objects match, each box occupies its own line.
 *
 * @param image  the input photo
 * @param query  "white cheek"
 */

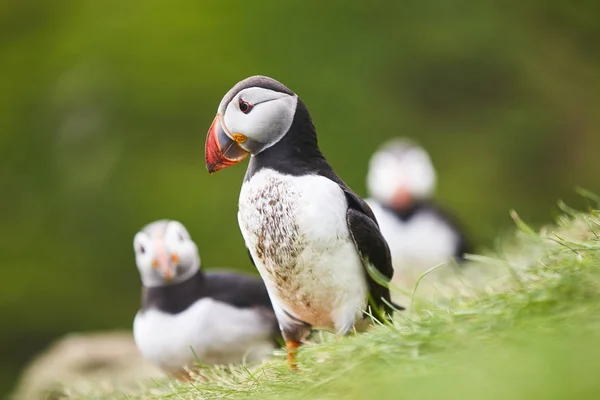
xmin=248 ymin=96 xmax=297 ymax=144
xmin=367 ymin=155 xmax=405 ymax=203
xmin=175 ymin=242 xmax=196 ymax=262
xmin=163 ymin=233 xmax=199 ymax=267
xmin=407 ymin=161 xmax=436 ymax=198
xmin=223 ymin=93 xmax=297 ymax=150
xmin=182 ymin=249 xmax=199 ymax=267
xmin=367 ymin=151 xmax=437 ymax=202
xmin=136 ymin=254 xmax=154 ymax=274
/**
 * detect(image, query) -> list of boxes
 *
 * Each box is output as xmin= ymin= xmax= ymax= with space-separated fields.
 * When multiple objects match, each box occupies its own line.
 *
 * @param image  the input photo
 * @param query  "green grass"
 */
xmin=66 ymin=199 xmax=600 ymax=400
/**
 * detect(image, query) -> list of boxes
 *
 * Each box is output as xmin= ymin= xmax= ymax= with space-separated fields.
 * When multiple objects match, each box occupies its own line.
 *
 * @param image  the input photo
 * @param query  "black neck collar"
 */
xmin=245 ymin=99 xmax=332 ymax=181
xmin=381 ymin=201 xmax=426 ymax=222
xmin=141 ymin=269 xmax=206 ymax=314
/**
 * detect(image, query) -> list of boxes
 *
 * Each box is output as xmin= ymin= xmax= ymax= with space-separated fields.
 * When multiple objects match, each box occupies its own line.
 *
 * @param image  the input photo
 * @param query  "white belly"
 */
xmin=367 ymin=200 xmax=459 ymax=280
xmin=133 ymin=298 xmax=275 ymax=372
xmin=238 ymin=168 xmax=368 ymax=332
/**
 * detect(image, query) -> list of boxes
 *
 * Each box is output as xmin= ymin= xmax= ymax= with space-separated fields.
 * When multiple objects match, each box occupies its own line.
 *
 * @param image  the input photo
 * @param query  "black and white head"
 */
xmin=205 ymin=76 xmax=300 ymax=173
xmin=133 ymin=220 xmax=200 ymax=287
xmin=366 ymin=139 xmax=436 ymax=210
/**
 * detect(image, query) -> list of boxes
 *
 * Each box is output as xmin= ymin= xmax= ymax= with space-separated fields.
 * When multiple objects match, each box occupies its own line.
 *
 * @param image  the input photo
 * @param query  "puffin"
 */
xmin=365 ymin=138 xmax=471 ymax=288
xmin=132 ymin=219 xmax=279 ymax=378
xmin=204 ymin=76 xmax=397 ymax=368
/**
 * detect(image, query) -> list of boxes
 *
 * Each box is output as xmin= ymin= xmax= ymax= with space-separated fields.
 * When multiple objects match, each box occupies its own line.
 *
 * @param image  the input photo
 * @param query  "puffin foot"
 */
xmin=286 ymin=340 xmax=301 ymax=371
xmin=172 ymin=368 xmax=193 ymax=382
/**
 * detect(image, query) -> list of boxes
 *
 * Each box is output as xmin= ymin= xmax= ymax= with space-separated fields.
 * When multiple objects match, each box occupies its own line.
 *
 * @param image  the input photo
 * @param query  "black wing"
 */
xmin=204 ymin=270 xmax=280 ymax=341
xmin=203 ymin=270 xmax=273 ymax=310
xmin=341 ymin=187 xmax=398 ymax=320
xmin=142 ymin=268 xmax=274 ymax=316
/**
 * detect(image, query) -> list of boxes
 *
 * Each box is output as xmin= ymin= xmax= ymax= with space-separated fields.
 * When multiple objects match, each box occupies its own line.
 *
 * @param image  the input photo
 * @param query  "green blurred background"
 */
xmin=1 ymin=0 xmax=599 ymax=396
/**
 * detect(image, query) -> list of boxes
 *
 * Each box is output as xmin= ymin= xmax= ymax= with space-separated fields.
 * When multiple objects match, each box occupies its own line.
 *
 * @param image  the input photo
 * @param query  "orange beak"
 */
xmin=205 ymin=114 xmax=249 ymax=174
xmin=391 ymin=188 xmax=413 ymax=210
xmin=152 ymin=240 xmax=176 ymax=281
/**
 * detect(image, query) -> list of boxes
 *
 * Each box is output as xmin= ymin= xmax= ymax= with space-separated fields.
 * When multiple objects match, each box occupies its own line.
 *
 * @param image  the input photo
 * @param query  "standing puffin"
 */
xmin=365 ymin=138 xmax=470 ymax=288
xmin=204 ymin=76 xmax=396 ymax=368
xmin=133 ymin=220 xmax=279 ymax=377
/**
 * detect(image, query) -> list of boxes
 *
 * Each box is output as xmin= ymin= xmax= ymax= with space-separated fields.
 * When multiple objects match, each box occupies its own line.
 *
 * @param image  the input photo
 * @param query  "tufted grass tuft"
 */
xmin=67 ymin=200 xmax=600 ymax=399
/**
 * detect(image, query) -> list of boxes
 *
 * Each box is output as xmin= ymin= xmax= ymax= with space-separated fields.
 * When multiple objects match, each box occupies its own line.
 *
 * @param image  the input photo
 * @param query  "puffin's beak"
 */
xmin=205 ymin=114 xmax=249 ymax=174
xmin=153 ymin=241 xmax=175 ymax=281
xmin=391 ymin=188 xmax=412 ymax=209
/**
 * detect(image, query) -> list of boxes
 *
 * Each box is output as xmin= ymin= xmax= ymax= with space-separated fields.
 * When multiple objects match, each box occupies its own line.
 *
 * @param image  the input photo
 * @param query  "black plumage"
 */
xmin=141 ymin=269 xmax=275 ymax=316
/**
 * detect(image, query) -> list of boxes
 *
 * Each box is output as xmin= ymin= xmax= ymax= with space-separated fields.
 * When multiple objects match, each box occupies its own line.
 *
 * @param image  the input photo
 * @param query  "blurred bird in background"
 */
xmin=132 ymin=220 xmax=279 ymax=378
xmin=365 ymin=139 xmax=471 ymax=291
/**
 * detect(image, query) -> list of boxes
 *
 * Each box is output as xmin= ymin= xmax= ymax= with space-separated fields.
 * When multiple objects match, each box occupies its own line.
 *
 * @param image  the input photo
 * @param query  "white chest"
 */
xmin=133 ymin=299 xmax=274 ymax=371
xmin=237 ymin=169 xmax=368 ymax=331
xmin=367 ymin=200 xmax=459 ymax=272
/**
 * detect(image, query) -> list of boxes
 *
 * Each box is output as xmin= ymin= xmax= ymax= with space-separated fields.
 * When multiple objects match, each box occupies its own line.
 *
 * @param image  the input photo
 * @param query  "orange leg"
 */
xmin=286 ymin=340 xmax=301 ymax=370
xmin=172 ymin=368 xmax=193 ymax=382
xmin=172 ymin=368 xmax=208 ymax=382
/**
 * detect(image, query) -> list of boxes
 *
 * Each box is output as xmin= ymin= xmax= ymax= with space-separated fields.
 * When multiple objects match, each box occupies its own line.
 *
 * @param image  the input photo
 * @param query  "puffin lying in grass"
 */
xmin=204 ymin=76 xmax=398 ymax=368
xmin=132 ymin=219 xmax=279 ymax=378
xmin=365 ymin=138 xmax=471 ymax=287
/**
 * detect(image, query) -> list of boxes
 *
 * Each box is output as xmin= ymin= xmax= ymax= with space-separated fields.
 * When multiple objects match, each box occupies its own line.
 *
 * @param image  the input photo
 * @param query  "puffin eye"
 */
xmin=178 ymin=232 xmax=185 ymax=242
xmin=139 ymin=245 xmax=146 ymax=254
xmin=239 ymin=98 xmax=253 ymax=114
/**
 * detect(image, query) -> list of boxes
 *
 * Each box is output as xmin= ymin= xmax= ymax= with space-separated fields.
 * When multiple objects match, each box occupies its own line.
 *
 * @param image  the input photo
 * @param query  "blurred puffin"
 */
xmin=133 ymin=220 xmax=278 ymax=377
xmin=204 ymin=76 xmax=396 ymax=368
xmin=365 ymin=139 xmax=470 ymax=287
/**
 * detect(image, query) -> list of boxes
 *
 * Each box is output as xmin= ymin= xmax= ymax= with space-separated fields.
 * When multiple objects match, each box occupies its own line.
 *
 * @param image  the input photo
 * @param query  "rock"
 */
xmin=11 ymin=331 xmax=163 ymax=400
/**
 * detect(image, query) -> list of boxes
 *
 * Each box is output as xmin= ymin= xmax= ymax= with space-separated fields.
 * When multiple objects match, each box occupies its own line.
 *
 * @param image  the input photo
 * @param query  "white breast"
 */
xmin=238 ymin=168 xmax=368 ymax=333
xmin=133 ymin=299 xmax=275 ymax=372
xmin=367 ymin=200 xmax=459 ymax=284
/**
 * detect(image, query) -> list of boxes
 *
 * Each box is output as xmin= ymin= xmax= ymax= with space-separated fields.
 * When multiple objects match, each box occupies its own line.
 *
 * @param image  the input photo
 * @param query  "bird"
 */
xmin=132 ymin=219 xmax=279 ymax=378
xmin=204 ymin=75 xmax=397 ymax=368
xmin=365 ymin=138 xmax=471 ymax=288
